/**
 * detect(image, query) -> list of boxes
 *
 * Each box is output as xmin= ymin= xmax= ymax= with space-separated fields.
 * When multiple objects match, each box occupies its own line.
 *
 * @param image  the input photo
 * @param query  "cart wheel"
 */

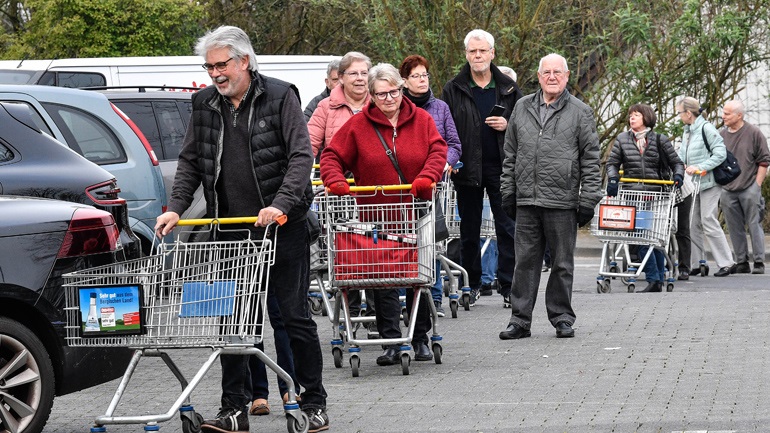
xmin=332 ymin=347 xmax=343 ymax=368
xmin=432 ymin=343 xmax=443 ymax=365
xmin=608 ymin=265 xmax=619 ymax=275
xmin=450 ymin=301 xmax=458 ymax=318
xmin=400 ymin=353 xmax=410 ymax=375
xmin=308 ymin=298 xmax=323 ymax=316
xmin=181 ymin=412 xmax=203 ymax=433
xmin=627 ymin=283 xmax=635 ymax=293
xmin=666 ymin=283 xmax=675 ymax=292
xmin=598 ymin=280 xmax=611 ymax=294
xmin=462 ymin=294 xmax=470 ymax=311
xmin=701 ymin=264 xmax=709 ymax=276
xmin=287 ymin=411 xmax=309 ymax=433
xmin=350 ymin=355 xmax=360 ymax=377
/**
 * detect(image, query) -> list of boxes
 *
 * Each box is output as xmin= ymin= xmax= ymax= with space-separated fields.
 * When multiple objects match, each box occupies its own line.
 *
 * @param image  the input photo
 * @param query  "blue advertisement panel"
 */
xmin=78 ymin=285 xmax=144 ymax=337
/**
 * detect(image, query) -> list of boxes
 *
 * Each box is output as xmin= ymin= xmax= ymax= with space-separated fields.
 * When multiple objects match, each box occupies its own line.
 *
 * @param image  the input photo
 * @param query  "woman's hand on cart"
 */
xmin=255 ymin=206 xmax=285 ymax=227
xmin=155 ymin=211 xmax=181 ymax=237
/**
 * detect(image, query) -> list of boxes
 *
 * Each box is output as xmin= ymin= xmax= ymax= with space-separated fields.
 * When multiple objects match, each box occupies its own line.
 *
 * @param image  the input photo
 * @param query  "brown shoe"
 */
xmin=249 ymin=398 xmax=270 ymax=416
xmin=282 ymin=392 xmax=302 ymax=404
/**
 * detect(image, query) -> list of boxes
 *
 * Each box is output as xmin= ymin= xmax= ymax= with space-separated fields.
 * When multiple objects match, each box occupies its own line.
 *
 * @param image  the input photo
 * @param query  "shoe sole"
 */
xmin=752 ymin=270 xmax=765 ymax=274
xmin=556 ymin=330 xmax=575 ymax=338
xmin=414 ymin=355 xmax=433 ymax=361
xmin=202 ymin=425 xmax=249 ymax=433
xmin=308 ymin=425 xmax=330 ymax=433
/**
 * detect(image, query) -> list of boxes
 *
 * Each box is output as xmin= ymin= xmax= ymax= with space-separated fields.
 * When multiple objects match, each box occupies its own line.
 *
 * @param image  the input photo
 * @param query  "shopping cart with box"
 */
xmin=62 ymin=217 xmax=309 ymax=433
xmin=591 ymin=178 xmax=679 ymax=293
xmin=322 ymin=185 xmax=442 ymax=376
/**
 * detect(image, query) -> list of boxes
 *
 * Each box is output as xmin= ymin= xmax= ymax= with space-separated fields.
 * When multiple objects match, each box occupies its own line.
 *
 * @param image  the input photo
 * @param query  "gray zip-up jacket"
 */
xmin=501 ymin=89 xmax=602 ymax=211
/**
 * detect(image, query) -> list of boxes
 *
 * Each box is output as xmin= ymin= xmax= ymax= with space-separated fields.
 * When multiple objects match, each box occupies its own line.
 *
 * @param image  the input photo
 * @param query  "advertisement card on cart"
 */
xmin=598 ymin=204 xmax=637 ymax=231
xmin=78 ymin=285 xmax=144 ymax=337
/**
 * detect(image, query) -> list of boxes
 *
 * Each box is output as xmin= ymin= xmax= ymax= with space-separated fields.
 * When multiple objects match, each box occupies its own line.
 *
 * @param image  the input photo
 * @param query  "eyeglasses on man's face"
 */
xmin=539 ymin=70 xmax=565 ymax=78
xmin=202 ymin=57 xmax=234 ymax=72
xmin=373 ymin=88 xmax=402 ymax=100
xmin=466 ymin=49 xmax=491 ymax=56
xmin=343 ymin=71 xmax=368 ymax=78
xmin=409 ymin=73 xmax=430 ymax=80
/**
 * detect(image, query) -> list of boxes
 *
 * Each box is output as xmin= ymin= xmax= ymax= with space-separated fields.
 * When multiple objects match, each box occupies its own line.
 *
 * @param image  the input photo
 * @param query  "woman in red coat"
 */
xmin=320 ymin=62 xmax=446 ymax=365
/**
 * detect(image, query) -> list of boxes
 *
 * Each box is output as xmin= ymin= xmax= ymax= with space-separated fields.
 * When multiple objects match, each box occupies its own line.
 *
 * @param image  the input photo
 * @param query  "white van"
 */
xmin=0 ymin=55 xmax=338 ymax=109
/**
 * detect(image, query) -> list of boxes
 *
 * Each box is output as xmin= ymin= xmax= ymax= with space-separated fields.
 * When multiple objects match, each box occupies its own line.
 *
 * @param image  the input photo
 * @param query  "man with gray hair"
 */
xmin=155 ymin=25 xmax=329 ymax=432
xmin=441 ymin=29 xmax=522 ymax=308
xmin=719 ymin=99 xmax=770 ymax=275
xmin=499 ymin=53 xmax=601 ymax=340
xmin=303 ymin=58 xmax=341 ymax=122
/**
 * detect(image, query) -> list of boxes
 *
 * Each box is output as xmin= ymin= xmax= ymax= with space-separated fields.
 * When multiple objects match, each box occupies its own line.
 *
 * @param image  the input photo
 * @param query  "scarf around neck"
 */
xmin=633 ymin=128 xmax=651 ymax=154
xmin=403 ymin=88 xmax=431 ymax=108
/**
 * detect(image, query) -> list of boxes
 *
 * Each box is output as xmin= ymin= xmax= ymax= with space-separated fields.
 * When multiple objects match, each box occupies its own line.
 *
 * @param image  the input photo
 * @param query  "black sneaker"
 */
xmin=303 ymin=407 xmax=330 ymax=432
xmin=202 ymin=407 xmax=249 ymax=433
xmin=730 ymin=262 xmax=751 ymax=274
xmin=502 ymin=294 xmax=511 ymax=308
xmin=753 ymin=262 xmax=765 ymax=274
xmin=480 ymin=283 xmax=494 ymax=296
xmin=468 ymin=287 xmax=480 ymax=307
xmin=434 ymin=301 xmax=445 ymax=317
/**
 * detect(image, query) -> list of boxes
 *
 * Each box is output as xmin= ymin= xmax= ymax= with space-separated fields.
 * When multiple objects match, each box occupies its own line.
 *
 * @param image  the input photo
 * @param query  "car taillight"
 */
xmin=57 ymin=208 xmax=121 ymax=258
xmin=111 ymin=102 xmax=159 ymax=166
xmin=86 ymin=180 xmax=126 ymax=206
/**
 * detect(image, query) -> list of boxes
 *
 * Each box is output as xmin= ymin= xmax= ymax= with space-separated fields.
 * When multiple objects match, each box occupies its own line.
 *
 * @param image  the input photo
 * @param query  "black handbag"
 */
xmin=701 ymin=128 xmax=741 ymax=185
xmin=371 ymin=121 xmax=449 ymax=242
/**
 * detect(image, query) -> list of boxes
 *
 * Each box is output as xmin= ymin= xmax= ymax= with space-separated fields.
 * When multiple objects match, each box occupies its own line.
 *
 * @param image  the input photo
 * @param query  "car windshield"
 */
xmin=0 ymin=70 xmax=36 ymax=84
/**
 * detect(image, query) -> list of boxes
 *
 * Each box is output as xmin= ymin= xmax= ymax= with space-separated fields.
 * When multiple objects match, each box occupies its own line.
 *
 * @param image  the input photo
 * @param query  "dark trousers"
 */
xmin=249 ymin=293 xmax=299 ymax=400
xmin=508 ymin=206 xmax=577 ymax=328
xmin=372 ymin=288 xmax=431 ymax=347
xmin=455 ymin=171 xmax=515 ymax=296
xmin=220 ymin=220 xmax=327 ymax=411
xmin=675 ymin=195 xmax=693 ymax=273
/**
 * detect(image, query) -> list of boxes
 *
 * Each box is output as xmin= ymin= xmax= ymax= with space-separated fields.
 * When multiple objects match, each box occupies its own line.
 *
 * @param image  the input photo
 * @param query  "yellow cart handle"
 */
xmin=176 ymin=215 xmax=287 ymax=226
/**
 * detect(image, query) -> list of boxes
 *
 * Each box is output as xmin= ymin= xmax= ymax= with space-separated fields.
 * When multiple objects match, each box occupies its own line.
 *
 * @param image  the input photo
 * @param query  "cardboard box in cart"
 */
xmin=0 ymin=54 xmax=338 ymax=109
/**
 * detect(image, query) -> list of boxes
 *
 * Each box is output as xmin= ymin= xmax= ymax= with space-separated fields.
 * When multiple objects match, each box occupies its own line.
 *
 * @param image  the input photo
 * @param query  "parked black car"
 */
xmin=0 ymin=196 xmax=134 ymax=433
xmin=0 ymin=101 xmax=141 ymax=259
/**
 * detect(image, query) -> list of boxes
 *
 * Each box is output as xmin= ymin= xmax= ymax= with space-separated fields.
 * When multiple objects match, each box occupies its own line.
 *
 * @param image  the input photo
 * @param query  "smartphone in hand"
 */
xmin=488 ymin=104 xmax=506 ymax=118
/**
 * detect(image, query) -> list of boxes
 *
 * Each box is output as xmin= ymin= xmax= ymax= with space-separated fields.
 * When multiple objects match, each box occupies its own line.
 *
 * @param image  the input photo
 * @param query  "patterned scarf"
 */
xmin=633 ymin=128 xmax=651 ymax=154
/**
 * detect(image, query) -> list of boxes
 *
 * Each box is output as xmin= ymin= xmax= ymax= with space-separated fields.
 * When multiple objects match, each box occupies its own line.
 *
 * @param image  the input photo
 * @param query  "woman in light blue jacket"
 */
xmin=676 ymin=97 xmax=735 ymax=277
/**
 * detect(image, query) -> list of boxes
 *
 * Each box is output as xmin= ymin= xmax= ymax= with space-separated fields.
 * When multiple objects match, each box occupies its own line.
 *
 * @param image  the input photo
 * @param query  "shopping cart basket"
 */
xmin=441 ymin=180 xmax=473 ymax=312
xmin=321 ymin=184 xmax=443 ymax=376
xmin=591 ymin=178 xmax=678 ymax=293
xmin=63 ymin=217 xmax=309 ymax=433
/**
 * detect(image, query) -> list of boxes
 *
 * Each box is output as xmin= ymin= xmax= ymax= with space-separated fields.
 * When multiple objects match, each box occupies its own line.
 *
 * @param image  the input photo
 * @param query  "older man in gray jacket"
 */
xmin=499 ymin=53 xmax=602 ymax=340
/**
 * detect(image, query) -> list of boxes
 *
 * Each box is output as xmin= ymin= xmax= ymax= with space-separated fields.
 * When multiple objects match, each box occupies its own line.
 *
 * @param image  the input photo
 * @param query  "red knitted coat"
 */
xmin=320 ymin=97 xmax=447 ymax=205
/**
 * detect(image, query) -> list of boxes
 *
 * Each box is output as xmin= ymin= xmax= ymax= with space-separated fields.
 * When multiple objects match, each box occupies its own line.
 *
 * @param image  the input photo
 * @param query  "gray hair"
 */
xmin=464 ymin=29 xmax=495 ymax=50
xmin=538 ymin=53 xmax=569 ymax=73
xmin=326 ymin=59 xmax=341 ymax=77
xmin=195 ymin=26 xmax=259 ymax=71
xmin=724 ymin=99 xmax=745 ymax=115
xmin=498 ymin=66 xmax=517 ymax=82
xmin=367 ymin=63 xmax=404 ymax=94
xmin=338 ymin=52 xmax=372 ymax=75
xmin=677 ymin=96 xmax=702 ymax=117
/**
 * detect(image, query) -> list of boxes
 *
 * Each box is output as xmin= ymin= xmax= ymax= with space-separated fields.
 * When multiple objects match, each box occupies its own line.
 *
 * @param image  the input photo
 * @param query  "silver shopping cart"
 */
xmin=322 ymin=185 xmax=442 ymax=376
xmin=62 ymin=217 xmax=309 ymax=433
xmin=591 ymin=178 xmax=679 ymax=293
xmin=443 ymin=181 xmax=495 ymax=311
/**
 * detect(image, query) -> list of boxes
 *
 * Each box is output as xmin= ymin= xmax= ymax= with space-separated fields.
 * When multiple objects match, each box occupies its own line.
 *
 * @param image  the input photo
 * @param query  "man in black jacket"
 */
xmin=441 ymin=29 xmax=522 ymax=307
xmin=155 ymin=26 xmax=329 ymax=433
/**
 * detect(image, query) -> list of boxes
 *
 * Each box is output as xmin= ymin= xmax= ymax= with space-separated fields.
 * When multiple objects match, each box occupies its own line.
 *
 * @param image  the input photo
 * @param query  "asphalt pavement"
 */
xmin=44 ymin=230 xmax=770 ymax=432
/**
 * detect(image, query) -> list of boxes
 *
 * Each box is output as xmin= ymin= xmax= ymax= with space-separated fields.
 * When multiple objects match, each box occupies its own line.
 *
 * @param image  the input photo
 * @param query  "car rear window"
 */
xmin=41 ymin=102 xmax=127 ymax=165
xmin=39 ymin=71 xmax=107 ymax=88
xmin=113 ymin=100 xmax=188 ymax=161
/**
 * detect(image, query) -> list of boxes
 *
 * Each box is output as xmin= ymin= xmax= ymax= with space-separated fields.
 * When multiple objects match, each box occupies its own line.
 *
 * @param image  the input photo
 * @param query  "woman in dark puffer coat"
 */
xmin=605 ymin=103 xmax=685 ymax=293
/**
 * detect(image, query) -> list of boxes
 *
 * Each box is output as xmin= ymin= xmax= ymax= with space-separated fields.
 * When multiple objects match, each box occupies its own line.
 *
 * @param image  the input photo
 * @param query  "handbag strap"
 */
xmin=371 ymin=120 xmax=407 ymax=184
xmin=701 ymin=127 xmax=712 ymax=154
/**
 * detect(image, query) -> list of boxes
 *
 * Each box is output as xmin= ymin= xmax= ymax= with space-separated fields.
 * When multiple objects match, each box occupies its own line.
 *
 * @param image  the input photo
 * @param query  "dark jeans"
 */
xmin=508 ymin=206 xmax=576 ymax=328
xmin=220 ymin=220 xmax=327 ymax=411
xmin=638 ymin=245 xmax=666 ymax=282
xmin=675 ymin=195 xmax=692 ymax=273
xmin=455 ymin=172 xmax=515 ymax=297
xmin=249 ymin=293 xmax=299 ymax=400
xmin=372 ymin=288 xmax=431 ymax=347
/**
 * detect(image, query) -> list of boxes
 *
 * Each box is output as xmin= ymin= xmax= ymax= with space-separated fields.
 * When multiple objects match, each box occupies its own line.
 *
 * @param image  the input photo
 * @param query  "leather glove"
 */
xmin=673 ymin=174 xmax=683 ymax=189
xmin=577 ymin=206 xmax=595 ymax=228
xmin=606 ymin=177 xmax=619 ymax=197
xmin=410 ymin=177 xmax=434 ymax=200
xmin=327 ymin=181 xmax=350 ymax=196
xmin=503 ymin=195 xmax=517 ymax=220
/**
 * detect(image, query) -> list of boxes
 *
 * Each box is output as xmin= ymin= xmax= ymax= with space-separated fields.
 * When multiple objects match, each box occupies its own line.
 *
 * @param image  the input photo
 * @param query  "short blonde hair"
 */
xmin=367 ymin=63 xmax=404 ymax=94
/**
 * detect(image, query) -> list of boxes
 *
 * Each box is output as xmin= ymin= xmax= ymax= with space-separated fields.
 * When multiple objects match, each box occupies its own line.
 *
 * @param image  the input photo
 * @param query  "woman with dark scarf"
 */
xmin=399 ymin=55 xmax=462 ymax=317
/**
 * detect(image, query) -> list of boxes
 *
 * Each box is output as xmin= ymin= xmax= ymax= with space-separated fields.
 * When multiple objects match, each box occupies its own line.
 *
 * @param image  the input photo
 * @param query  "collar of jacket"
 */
xmin=533 ymin=88 xmax=570 ymax=110
xmin=327 ymin=84 xmax=371 ymax=110
xmin=451 ymin=62 xmax=517 ymax=97
xmin=202 ymin=70 xmax=265 ymax=113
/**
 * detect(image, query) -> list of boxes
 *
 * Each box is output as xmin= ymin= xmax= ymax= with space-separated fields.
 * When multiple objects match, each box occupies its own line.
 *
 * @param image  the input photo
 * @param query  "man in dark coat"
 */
xmin=441 ymin=29 xmax=522 ymax=308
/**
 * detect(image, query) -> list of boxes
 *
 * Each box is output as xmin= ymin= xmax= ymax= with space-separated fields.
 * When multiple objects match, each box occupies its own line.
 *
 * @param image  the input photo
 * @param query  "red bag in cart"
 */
xmin=333 ymin=230 xmax=417 ymax=283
